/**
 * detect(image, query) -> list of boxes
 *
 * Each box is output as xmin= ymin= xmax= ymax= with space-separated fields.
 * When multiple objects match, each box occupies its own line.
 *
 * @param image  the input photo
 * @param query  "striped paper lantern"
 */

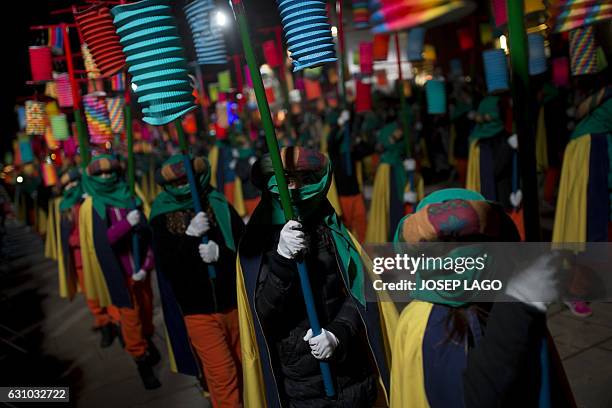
xmin=483 ymin=49 xmax=509 ymax=93
xmin=184 ymin=0 xmax=228 ymax=65
xmin=25 ymin=100 xmax=47 ymax=135
xmin=407 ymin=27 xmax=426 ymax=62
xmin=83 ymin=93 xmax=113 ymax=144
xmin=42 ymin=162 xmax=58 ymax=187
xmin=111 ymin=72 xmax=126 ymax=91
xmin=55 ymin=73 xmax=74 ymax=108
xmin=106 ymin=97 xmax=126 ymax=134
xmin=426 ymin=79 xmax=446 ymax=114
xmin=50 ymin=114 xmax=71 ymax=141
xmin=81 ymin=44 xmax=101 ymax=79
xmin=112 ymin=0 xmax=197 ymax=126
xmin=16 ymin=106 xmax=26 ymax=130
xmin=569 ymin=26 xmax=598 ymax=76
xmin=19 ymin=137 xmax=34 ymax=163
xmin=29 ymin=46 xmax=53 ymax=82
xmin=353 ymin=0 xmax=370 ymax=29
xmin=549 ymin=0 xmax=612 ymax=33
xmin=277 ymin=0 xmax=338 ymax=72
xmin=74 ymin=4 xmax=126 ymax=76
xmin=528 ymin=33 xmax=547 ymax=75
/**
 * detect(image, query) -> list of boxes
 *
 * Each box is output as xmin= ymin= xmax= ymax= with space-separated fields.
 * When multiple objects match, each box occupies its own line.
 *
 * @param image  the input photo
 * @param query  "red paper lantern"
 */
xmin=458 ymin=28 xmax=474 ymax=50
xmin=263 ymin=40 xmax=282 ymax=68
xmin=74 ymin=4 xmax=126 ymax=77
xmin=304 ymin=79 xmax=322 ymax=101
xmin=373 ymin=34 xmax=390 ymax=61
xmin=355 ymin=81 xmax=372 ymax=113
xmin=29 ymin=46 xmax=53 ymax=82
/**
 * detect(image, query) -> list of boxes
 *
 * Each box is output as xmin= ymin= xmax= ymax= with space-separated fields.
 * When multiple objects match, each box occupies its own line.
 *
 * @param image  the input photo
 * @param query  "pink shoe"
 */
xmin=565 ymin=301 xmax=593 ymax=318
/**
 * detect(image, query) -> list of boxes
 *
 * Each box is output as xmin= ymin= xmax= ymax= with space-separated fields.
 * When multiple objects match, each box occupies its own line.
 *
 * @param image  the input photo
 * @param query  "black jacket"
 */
xmin=151 ymin=198 xmax=244 ymax=315
xmin=327 ymin=124 xmax=374 ymax=197
xmin=256 ymin=221 xmax=378 ymax=407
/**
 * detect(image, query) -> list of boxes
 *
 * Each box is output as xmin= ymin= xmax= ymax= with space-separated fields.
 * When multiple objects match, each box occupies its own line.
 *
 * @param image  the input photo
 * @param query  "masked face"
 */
xmin=64 ymin=180 xmax=78 ymax=191
xmin=99 ymin=171 xmax=114 ymax=179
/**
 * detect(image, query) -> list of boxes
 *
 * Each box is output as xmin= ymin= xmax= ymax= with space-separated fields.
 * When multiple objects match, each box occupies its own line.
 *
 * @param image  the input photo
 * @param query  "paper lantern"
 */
xmin=491 ymin=0 xmax=546 ymax=28
xmin=44 ymin=127 xmax=60 ymax=150
xmin=209 ymin=83 xmax=219 ymax=103
xmin=112 ymin=0 xmax=197 ymax=125
xmin=218 ymin=70 xmax=232 ymax=92
xmin=277 ymin=0 xmax=337 ymax=72
xmin=304 ymin=78 xmax=322 ymax=100
xmin=479 ymin=23 xmax=493 ymax=45
xmin=29 ymin=46 xmax=53 ymax=82
xmin=185 ymin=0 xmax=228 ymax=65
xmin=81 ymin=44 xmax=101 ymax=79
xmin=25 ymin=101 xmax=47 ymax=136
xmin=75 ymin=4 xmax=126 ymax=76
xmin=407 ymin=27 xmax=426 ymax=62
xmin=46 ymin=102 xmax=60 ymax=117
xmin=106 ymin=97 xmax=126 ymax=134
xmin=483 ymin=49 xmax=509 ymax=93
xmin=458 ymin=27 xmax=474 ymax=50
xmin=50 ymin=114 xmax=70 ymax=141
xmin=16 ymin=106 xmax=26 ymax=130
xmin=359 ymin=42 xmax=374 ymax=74
xmin=63 ymin=136 xmax=78 ymax=158
xmin=569 ymin=26 xmax=598 ymax=76
xmin=355 ymin=81 xmax=372 ymax=113
xmin=83 ymin=93 xmax=113 ymax=144
xmin=19 ymin=137 xmax=34 ymax=163
xmin=528 ymin=33 xmax=547 ymax=75
xmin=552 ymin=57 xmax=569 ymax=87
xmin=263 ymin=40 xmax=282 ymax=68
xmin=111 ymin=72 xmax=126 ymax=91
xmin=373 ymin=34 xmax=390 ymax=60
xmin=426 ymin=79 xmax=446 ymax=114
xmin=42 ymin=163 xmax=58 ymax=187
xmin=549 ymin=0 xmax=612 ymax=33
xmin=55 ymin=74 xmax=74 ymax=108
xmin=375 ymin=69 xmax=388 ymax=86
xmin=352 ymin=0 xmax=370 ymax=29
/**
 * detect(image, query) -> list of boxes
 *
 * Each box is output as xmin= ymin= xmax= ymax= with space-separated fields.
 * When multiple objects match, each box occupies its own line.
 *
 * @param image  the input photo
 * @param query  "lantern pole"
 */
xmin=335 ymin=0 xmax=353 ymax=176
xmin=395 ymin=32 xmax=411 ymax=157
xmin=230 ymin=0 xmax=336 ymax=397
xmin=507 ymin=0 xmax=540 ymax=240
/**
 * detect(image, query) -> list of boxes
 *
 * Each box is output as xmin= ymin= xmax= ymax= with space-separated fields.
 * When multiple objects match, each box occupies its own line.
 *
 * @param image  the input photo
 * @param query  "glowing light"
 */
xmin=131 ymin=82 xmax=138 ymax=91
xmin=331 ymin=26 xmax=338 ymax=37
xmin=215 ymin=11 xmax=227 ymax=27
xmin=51 ymin=153 xmax=56 ymax=160
xmin=499 ymin=35 xmax=509 ymax=54
xmin=17 ymin=176 xmax=23 ymax=183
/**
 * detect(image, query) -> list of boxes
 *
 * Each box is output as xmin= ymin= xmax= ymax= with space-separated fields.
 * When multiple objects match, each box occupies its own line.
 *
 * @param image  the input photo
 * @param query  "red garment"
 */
xmin=244 ymin=197 xmax=260 ymax=217
xmin=339 ymin=194 xmax=367 ymax=242
xmin=184 ymin=309 xmax=242 ymax=408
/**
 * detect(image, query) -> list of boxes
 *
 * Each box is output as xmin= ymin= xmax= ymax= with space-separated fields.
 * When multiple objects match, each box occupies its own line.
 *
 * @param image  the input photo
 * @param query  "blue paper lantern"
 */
xmin=184 ymin=0 xmax=227 ymax=66
xmin=277 ymin=0 xmax=337 ymax=72
xmin=19 ymin=138 xmax=34 ymax=163
xmin=407 ymin=27 xmax=426 ymax=62
xmin=528 ymin=33 xmax=547 ymax=75
xmin=426 ymin=79 xmax=446 ymax=114
xmin=483 ymin=49 xmax=509 ymax=94
xmin=112 ymin=0 xmax=196 ymax=126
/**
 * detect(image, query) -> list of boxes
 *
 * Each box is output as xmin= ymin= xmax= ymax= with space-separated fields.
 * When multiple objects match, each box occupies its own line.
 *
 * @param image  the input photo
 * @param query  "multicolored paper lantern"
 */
xmin=106 ymin=97 xmax=126 ymax=134
xmin=112 ymin=0 xmax=197 ymax=125
xmin=25 ymin=100 xmax=47 ymax=136
xmin=83 ymin=93 xmax=113 ymax=144
xmin=277 ymin=0 xmax=337 ymax=71
xmin=55 ymin=73 xmax=74 ymax=108
xmin=50 ymin=114 xmax=70 ymax=141
xmin=426 ymin=79 xmax=446 ymax=114
xmin=29 ymin=46 xmax=53 ymax=82
xmin=569 ymin=26 xmax=598 ymax=75
xmin=75 ymin=4 xmax=126 ymax=76
xmin=548 ymin=0 xmax=612 ymax=33
xmin=81 ymin=44 xmax=101 ymax=79
xmin=111 ymin=72 xmax=126 ymax=91
xmin=184 ymin=0 xmax=228 ymax=65
xmin=483 ymin=49 xmax=509 ymax=93
xmin=353 ymin=0 xmax=370 ymax=29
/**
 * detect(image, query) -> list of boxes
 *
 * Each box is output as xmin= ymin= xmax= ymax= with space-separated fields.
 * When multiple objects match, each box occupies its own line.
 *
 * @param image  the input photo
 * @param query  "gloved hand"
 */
xmin=303 ymin=328 xmax=339 ymax=360
xmin=506 ymin=253 xmax=560 ymax=312
xmin=277 ymin=220 xmax=306 ymax=259
xmin=338 ymin=110 xmax=350 ymax=127
xmin=229 ymin=159 xmax=237 ymax=170
xmin=186 ymin=212 xmax=210 ymax=237
xmin=127 ymin=210 xmax=141 ymax=227
xmin=403 ymin=158 xmax=416 ymax=172
xmin=507 ymin=134 xmax=519 ymax=149
xmin=132 ymin=269 xmax=147 ymax=282
xmin=248 ymin=156 xmax=257 ymax=166
xmin=510 ymin=190 xmax=523 ymax=208
xmin=403 ymin=191 xmax=418 ymax=204
xmin=199 ymin=241 xmax=220 ymax=263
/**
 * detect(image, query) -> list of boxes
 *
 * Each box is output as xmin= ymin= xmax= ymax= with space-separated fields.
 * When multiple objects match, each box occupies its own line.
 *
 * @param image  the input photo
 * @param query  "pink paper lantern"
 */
xmin=552 ymin=57 xmax=569 ymax=87
xmin=360 ymin=42 xmax=374 ymax=75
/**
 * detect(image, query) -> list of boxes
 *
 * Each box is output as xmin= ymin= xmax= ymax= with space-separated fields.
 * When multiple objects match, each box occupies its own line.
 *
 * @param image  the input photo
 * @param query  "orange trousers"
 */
xmin=184 ymin=308 xmax=242 ymax=408
xmin=118 ymin=277 xmax=155 ymax=358
xmin=76 ymin=265 xmax=117 ymax=328
xmin=244 ymin=197 xmax=261 ymax=217
xmin=339 ymin=194 xmax=367 ymax=242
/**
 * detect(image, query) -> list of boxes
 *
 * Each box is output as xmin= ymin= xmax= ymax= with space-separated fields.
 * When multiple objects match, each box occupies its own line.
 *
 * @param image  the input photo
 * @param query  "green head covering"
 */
xmin=377 ymin=122 xmax=408 ymax=198
xmin=59 ymin=168 xmax=83 ymax=212
xmin=572 ymin=98 xmax=612 ymax=140
xmin=149 ymin=155 xmax=235 ymax=251
xmin=469 ymin=96 xmax=504 ymax=142
xmin=251 ymin=146 xmax=367 ymax=305
xmin=82 ymin=154 xmax=140 ymax=219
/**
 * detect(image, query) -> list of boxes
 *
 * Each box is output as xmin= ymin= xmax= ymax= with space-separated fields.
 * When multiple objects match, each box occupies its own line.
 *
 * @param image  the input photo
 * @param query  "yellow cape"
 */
xmin=44 ymin=197 xmax=60 ymax=260
xmin=466 ymin=140 xmax=481 ymax=193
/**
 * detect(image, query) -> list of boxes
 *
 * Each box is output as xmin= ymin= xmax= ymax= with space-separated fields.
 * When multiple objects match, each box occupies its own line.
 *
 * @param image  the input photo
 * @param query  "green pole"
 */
xmin=74 ymin=109 xmax=90 ymax=168
xmin=507 ymin=0 xmax=540 ymax=241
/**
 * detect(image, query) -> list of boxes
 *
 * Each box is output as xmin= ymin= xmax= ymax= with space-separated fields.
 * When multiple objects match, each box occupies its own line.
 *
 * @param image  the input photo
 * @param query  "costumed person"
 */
xmin=366 ymin=121 xmax=424 ymax=243
xmin=237 ymin=146 xmax=391 ymax=407
xmin=553 ymin=85 xmax=612 ymax=318
xmin=149 ymin=155 xmax=244 ymax=407
xmin=391 ymin=188 xmax=574 ymax=407
xmin=448 ymin=84 xmax=475 ymax=186
xmin=231 ymin=135 xmax=261 ymax=220
xmin=58 ymin=168 xmax=117 ymax=347
xmin=79 ymin=154 xmax=161 ymax=389
xmin=327 ymin=109 xmax=373 ymax=242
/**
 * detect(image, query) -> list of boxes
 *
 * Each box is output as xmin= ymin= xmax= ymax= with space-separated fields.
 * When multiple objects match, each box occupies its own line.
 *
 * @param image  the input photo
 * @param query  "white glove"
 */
xmin=232 ymin=148 xmax=240 ymax=159
xmin=132 ymin=269 xmax=147 ymax=282
xmin=248 ymin=156 xmax=257 ymax=166
xmin=506 ymin=253 xmax=560 ymax=312
xmin=403 ymin=191 xmax=418 ymax=204
xmin=507 ymin=134 xmax=519 ymax=150
xmin=277 ymin=220 xmax=306 ymax=259
xmin=510 ymin=190 xmax=523 ymax=208
xmin=81 ymin=192 xmax=90 ymax=199
xmin=186 ymin=212 xmax=210 ymax=237
xmin=303 ymin=328 xmax=339 ymax=360
xmin=403 ymin=158 xmax=416 ymax=172
xmin=338 ymin=110 xmax=350 ymax=127
xmin=127 ymin=210 xmax=141 ymax=227
xmin=229 ymin=159 xmax=237 ymax=170
xmin=199 ymin=241 xmax=220 ymax=263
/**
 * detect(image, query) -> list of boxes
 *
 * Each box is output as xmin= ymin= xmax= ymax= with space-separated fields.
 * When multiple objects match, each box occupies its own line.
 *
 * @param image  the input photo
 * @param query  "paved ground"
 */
xmin=1 ymin=220 xmax=611 ymax=407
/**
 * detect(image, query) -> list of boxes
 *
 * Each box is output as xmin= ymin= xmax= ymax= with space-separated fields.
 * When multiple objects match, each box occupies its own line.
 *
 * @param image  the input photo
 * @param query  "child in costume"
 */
xmin=391 ymin=188 xmax=574 ymax=407
xmin=58 ymin=168 xmax=117 ymax=347
xmin=79 ymin=154 xmax=160 ymax=389
xmin=237 ymin=146 xmax=391 ymax=407
xmin=149 ymin=155 xmax=244 ymax=407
